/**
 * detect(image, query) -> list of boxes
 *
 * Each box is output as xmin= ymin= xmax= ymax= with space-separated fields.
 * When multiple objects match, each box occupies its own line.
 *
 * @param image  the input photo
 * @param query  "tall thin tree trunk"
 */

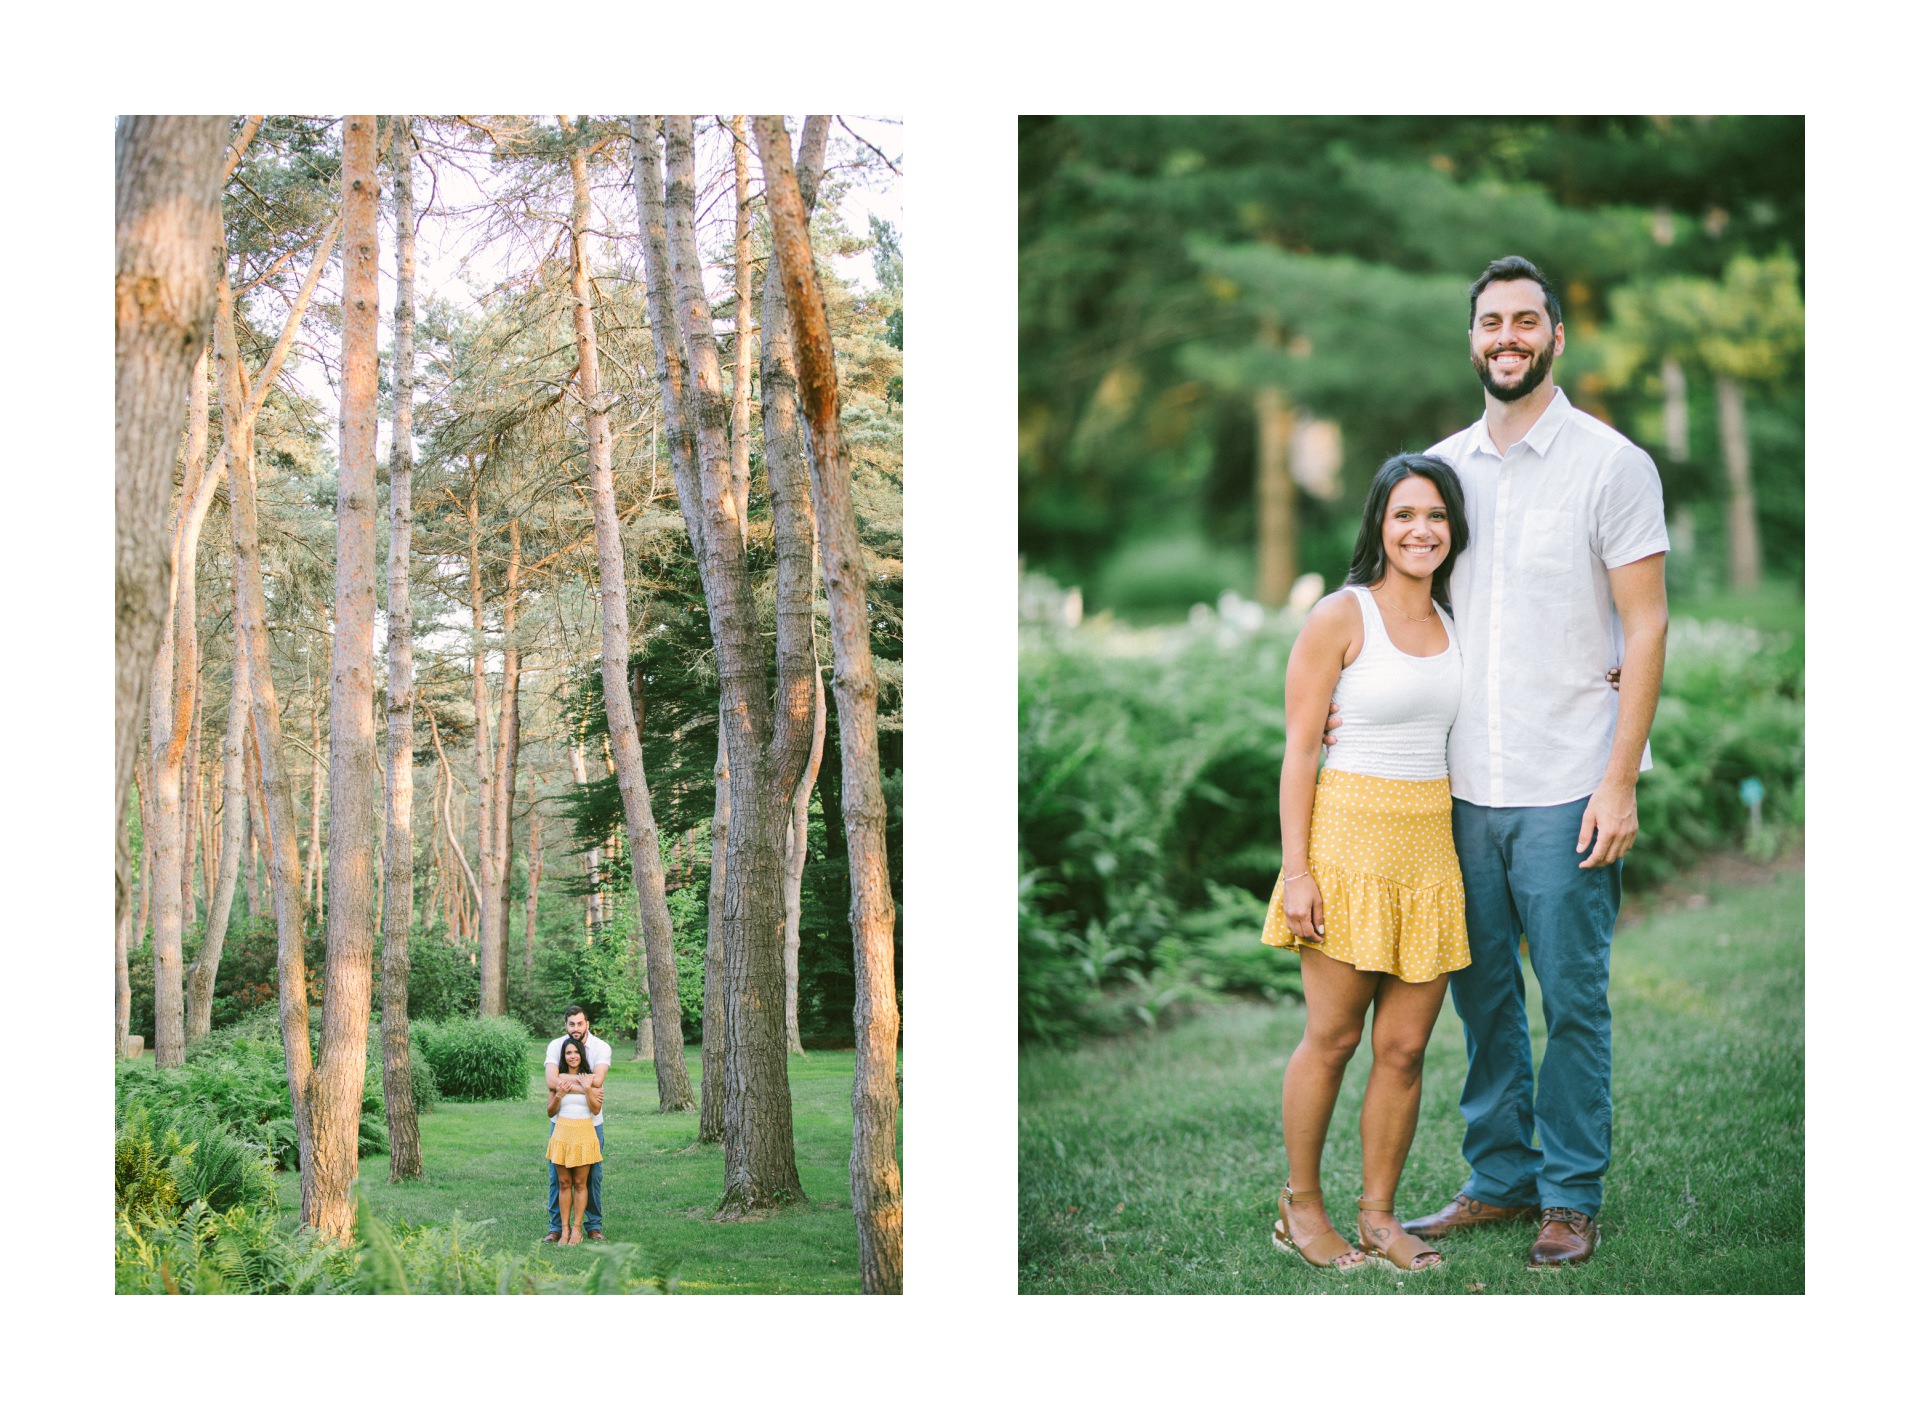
xmin=649 ymin=114 xmax=814 ymax=1211
xmin=524 ymin=796 xmax=543 ymax=985
xmin=117 ymin=115 xmax=228 ymax=940
xmin=784 ymin=666 xmax=827 ymax=1053
xmin=731 ymin=115 xmax=754 ymax=527
xmin=758 ymin=113 xmax=903 ymax=1292
xmin=182 ymin=681 xmax=204 ymax=927
xmin=308 ymin=115 xmax=383 ymax=1240
xmin=568 ymin=734 xmax=605 ymax=933
xmin=219 ymin=277 xmax=314 ymax=1205
xmin=568 ymin=117 xmax=693 ymax=1112
xmin=468 ymin=482 xmax=499 ymax=1011
xmin=1716 ymin=373 xmax=1762 ymax=592
xmin=1253 ymin=321 xmax=1298 ymax=608
xmin=187 ymin=647 xmax=249 ymax=1039
xmin=135 ymin=769 xmax=153 ymax=946
xmin=382 ymin=118 xmax=424 ymax=1182
xmin=700 ymin=725 xmax=730 ymax=1141
xmin=307 ymin=685 xmax=324 ymax=918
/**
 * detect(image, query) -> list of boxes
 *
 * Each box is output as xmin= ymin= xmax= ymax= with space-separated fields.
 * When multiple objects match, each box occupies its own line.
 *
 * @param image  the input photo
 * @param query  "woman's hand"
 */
xmin=1282 ymin=873 xmax=1325 ymax=941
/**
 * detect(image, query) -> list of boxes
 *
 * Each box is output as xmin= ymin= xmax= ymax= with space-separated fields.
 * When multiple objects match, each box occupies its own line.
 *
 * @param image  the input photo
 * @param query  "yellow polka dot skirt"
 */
xmin=1261 ymin=768 xmax=1470 ymax=983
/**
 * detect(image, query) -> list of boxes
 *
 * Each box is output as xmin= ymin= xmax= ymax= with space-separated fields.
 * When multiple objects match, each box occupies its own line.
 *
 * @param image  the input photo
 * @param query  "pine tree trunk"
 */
xmin=381 ymin=119 xmax=424 ymax=1182
xmin=648 ymin=114 xmax=814 ymax=1211
xmin=116 ymin=829 xmax=135 ymax=1058
xmin=187 ymin=645 xmax=248 ymax=1039
xmin=568 ymin=736 xmax=605 ymax=933
xmin=117 ymin=116 xmax=228 ymax=931
xmin=1254 ymin=333 xmax=1298 ymax=609
xmin=699 ymin=726 xmax=729 ymax=1141
xmin=785 ymin=666 xmax=826 ymax=1053
xmin=567 ymin=118 xmax=693 ymax=1112
xmin=1716 ymin=374 xmax=1762 ymax=592
xmin=524 ymin=800 xmax=543 ymax=985
xmin=308 ymin=116 xmax=383 ymax=1239
xmin=219 ymin=278 xmax=314 ymax=1203
xmin=757 ymin=114 xmax=903 ymax=1292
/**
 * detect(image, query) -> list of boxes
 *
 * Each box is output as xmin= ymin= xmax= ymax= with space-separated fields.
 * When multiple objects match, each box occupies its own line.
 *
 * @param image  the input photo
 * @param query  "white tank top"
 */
xmin=1321 ymin=585 xmax=1461 ymax=782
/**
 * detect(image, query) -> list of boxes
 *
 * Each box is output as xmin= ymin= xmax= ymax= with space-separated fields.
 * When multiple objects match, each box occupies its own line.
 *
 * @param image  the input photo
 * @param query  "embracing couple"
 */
xmin=542 ymin=1005 xmax=611 ymax=1245
xmin=1263 ymin=255 xmax=1669 ymax=1273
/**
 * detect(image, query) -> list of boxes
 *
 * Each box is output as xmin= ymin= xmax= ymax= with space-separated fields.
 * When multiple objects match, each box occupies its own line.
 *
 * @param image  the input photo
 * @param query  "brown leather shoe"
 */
xmin=1403 ymin=1190 xmax=1541 ymax=1239
xmin=541 ymin=1230 xmax=563 ymax=1243
xmin=586 ymin=1229 xmax=606 ymax=1242
xmin=1527 ymin=1207 xmax=1598 ymax=1268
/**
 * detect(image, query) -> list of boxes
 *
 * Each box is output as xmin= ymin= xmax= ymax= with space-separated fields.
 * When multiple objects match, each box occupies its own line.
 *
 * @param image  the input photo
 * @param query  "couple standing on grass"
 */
xmin=543 ymin=1005 xmax=611 ymax=1245
xmin=1262 ymin=255 xmax=1669 ymax=1273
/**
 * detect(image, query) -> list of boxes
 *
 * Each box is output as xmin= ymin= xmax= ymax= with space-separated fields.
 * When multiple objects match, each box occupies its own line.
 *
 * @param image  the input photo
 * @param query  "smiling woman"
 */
xmin=1257 ymin=451 xmax=1471 ymax=1274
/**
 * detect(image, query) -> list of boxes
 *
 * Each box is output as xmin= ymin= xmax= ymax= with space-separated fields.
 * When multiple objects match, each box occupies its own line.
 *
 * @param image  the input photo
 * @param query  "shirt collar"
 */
xmin=1464 ymin=385 xmax=1572 ymax=459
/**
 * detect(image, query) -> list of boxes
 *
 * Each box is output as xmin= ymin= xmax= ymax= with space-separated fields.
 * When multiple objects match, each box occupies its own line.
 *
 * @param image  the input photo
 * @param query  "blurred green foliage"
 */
xmin=1017 ymin=586 xmax=1802 ymax=1043
xmin=1020 ymin=116 xmax=1804 ymax=612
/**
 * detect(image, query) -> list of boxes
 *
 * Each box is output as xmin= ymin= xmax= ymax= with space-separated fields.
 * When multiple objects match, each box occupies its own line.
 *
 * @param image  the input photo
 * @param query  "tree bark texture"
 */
xmin=757 ymin=114 xmax=903 ymax=1292
xmin=785 ymin=666 xmax=827 ymax=1053
xmin=218 ymin=277 xmax=314 ymax=1199
xmin=144 ymin=348 xmax=215 ymax=1068
xmin=568 ymin=119 xmax=693 ymax=1112
xmin=116 ymin=115 xmax=228 ymax=935
xmin=309 ymin=116 xmax=383 ymax=1240
xmin=653 ymin=114 xmax=816 ymax=1211
xmin=382 ymin=118 xmax=424 ymax=1182
xmin=188 ymin=646 xmax=249 ymax=1039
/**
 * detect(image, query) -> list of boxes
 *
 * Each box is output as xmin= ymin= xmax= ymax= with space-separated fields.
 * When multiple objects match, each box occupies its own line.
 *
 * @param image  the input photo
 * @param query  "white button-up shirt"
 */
xmin=1428 ymin=388 xmax=1669 ymax=808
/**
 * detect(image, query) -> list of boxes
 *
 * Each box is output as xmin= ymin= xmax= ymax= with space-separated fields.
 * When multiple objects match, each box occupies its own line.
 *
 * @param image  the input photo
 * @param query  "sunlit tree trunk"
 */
xmin=187 ymin=645 xmax=249 ymax=1039
xmin=116 ymin=115 xmax=228 ymax=953
xmin=306 ymin=684 xmax=325 ymax=920
xmin=750 ymin=117 xmax=830 ymax=1060
xmin=219 ymin=278 xmax=313 ymax=1200
xmin=700 ymin=722 xmax=730 ymax=1141
xmin=785 ymin=667 xmax=826 ymax=1053
xmin=308 ymin=115 xmax=383 ymax=1240
xmin=650 ymin=114 xmax=815 ymax=1211
xmin=145 ymin=348 xmax=215 ymax=1068
xmin=567 ymin=117 xmax=693 ymax=1111
xmin=1715 ymin=374 xmax=1762 ymax=592
xmin=381 ymin=118 xmax=424 ymax=1181
xmin=758 ymin=113 xmax=903 ymax=1292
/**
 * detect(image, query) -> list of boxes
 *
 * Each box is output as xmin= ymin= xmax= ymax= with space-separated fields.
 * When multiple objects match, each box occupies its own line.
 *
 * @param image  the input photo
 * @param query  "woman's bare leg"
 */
xmin=1356 ymin=971 xmax=1451 ymax=1265
xmin=1279 ymin=947 xmax=1377 ymax=1262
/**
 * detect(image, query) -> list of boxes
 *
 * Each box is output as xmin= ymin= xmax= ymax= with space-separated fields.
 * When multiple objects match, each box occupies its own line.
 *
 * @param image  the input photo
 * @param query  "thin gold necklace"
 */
xmin=1368 ymin=586 xmax=1432 ymax=623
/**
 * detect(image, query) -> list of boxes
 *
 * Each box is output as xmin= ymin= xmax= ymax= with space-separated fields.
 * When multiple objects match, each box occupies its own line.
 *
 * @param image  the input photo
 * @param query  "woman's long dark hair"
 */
xmin=558 ymin=1035 xmax=593 ymax=1076
xmin=1345 ymin=452 xmax=1470 ymax=612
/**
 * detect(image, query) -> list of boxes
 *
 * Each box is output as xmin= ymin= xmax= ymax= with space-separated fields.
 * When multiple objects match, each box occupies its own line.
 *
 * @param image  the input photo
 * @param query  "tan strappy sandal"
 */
xmin=1273 ymin=1185 xmax=1364 ymax=1271
xmin=1356 ymin=1197 xmax=1442 ymax=1271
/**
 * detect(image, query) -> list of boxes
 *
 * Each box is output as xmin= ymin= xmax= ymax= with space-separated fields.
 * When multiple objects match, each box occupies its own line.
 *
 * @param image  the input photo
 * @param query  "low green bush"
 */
xmin=414 ymin=1015 xmax=531 ymax=1102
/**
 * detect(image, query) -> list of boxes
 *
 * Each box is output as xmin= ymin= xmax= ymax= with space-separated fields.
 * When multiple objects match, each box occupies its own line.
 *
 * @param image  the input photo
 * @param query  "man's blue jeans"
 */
xmin=1449 ymin=795 xmax=1621 ymax=1219
xmin=548 ymin=1121 xmax=604 ymax=1233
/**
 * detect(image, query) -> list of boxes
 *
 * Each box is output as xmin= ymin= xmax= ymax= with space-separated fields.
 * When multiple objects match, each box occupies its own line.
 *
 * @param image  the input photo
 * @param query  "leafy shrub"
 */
xmin=414 ymin=1015 xmax=531 ymax=1102
xmin=115 ymin=1106 xmax=188 ymax=1226
xmin=164 ymin=1107 xmax=278 ymax=1214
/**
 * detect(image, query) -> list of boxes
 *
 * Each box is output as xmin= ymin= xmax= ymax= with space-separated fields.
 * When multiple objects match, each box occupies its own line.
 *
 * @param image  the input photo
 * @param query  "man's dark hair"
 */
xmin=564 ymin=1005 xmax=587 ymax=1021
xmin=1469 ymin=255 xmax=1562 ymax=331
xmin=1346 ymin=453 xmax=1471 ymax=614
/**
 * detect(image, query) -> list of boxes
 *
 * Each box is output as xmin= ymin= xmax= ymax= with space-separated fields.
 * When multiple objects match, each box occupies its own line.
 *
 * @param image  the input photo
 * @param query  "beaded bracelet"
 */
xmin=1282 ymin=870 xmax=1309 ymax=883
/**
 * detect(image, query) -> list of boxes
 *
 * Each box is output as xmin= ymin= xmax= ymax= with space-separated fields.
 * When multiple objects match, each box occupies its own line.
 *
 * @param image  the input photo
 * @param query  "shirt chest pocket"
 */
xmin=1519 ymin=507 xmax=1580 ymax=614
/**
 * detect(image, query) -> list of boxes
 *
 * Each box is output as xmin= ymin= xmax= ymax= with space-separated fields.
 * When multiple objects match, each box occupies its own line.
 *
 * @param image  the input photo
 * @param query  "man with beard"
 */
xmin=1390 ymin=256 xmax=1670 ymax=1268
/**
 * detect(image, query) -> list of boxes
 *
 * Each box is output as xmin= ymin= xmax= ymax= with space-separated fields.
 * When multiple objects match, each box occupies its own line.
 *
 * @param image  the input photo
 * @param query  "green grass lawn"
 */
xmin=283 ymin=1045 xmax=887 ymax=1294
xmin=1017 ymin=859 xmax=1803 ymax=1294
